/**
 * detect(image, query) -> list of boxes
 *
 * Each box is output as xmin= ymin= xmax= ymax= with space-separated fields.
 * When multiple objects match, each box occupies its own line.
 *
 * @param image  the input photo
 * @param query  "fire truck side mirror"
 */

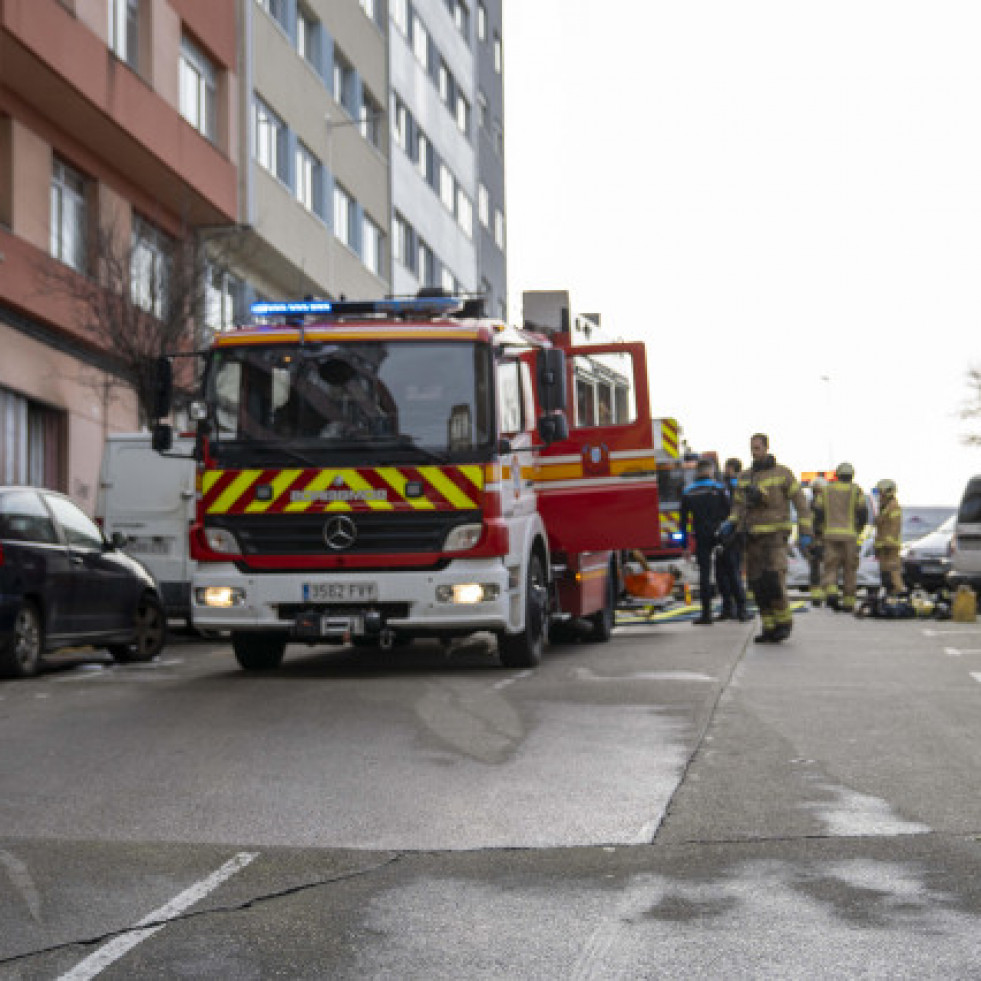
xmin=537 ymin=413 xmax=569 ymax=446
xmin=151 ymin=423 xmax=173 ymax=453
xmin=537 ymin=348 xmax=567 ymax=412
xmin=151 ymin=357 xmax=174 ymax=419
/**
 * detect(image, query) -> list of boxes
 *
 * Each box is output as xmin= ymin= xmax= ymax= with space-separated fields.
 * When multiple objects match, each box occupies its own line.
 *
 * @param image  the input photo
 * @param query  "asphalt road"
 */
xmin=1 ymin=608 xmax=981 ymax=978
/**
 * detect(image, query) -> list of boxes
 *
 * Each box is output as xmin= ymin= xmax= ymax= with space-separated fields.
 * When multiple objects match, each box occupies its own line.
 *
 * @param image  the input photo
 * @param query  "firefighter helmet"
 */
xmin=876 ymin=478 xmax=897 ymax=496
xmin=836 ymin=462 xmax=855 ymax=480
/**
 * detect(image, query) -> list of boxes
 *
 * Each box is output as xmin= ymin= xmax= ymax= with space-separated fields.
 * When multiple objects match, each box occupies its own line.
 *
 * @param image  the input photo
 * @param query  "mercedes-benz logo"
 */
xmin=324 ymin=515 xmax=357 ymax=551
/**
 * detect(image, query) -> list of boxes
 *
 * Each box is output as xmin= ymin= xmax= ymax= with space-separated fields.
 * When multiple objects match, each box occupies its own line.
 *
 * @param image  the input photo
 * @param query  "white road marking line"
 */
xmin=922 ymin=628 xmax=981 ymax=637
xmin=492 ymin=670 xmax=532 ymax=690
xmin=0 ymin=850 xmax=41 ymax=920
xmin=972 ymin=673 xmax=981 ymax=685
xmin=57 ymin=851 xmax=258 ymax=981
xmin=944 ymin=648 xmax=963 ymax=657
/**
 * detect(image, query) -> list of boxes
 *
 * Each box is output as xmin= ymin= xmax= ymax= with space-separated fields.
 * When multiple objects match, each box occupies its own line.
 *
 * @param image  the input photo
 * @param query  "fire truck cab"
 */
xmin=150 ymin=295 xmax=662 ymax=671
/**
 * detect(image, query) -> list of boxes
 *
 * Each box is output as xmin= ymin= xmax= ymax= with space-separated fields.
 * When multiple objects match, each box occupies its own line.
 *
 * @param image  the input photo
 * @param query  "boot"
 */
xmin=770 ymin=621 xmax=792 ymax=642
xmin=754 ymin=629 xmax=777 ymax=643
xmin=693 ymin=610 xmax=713 ymax=625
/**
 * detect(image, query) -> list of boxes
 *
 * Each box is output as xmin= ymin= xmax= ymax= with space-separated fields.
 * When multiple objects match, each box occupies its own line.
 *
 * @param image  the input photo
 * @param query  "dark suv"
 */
xmin=0 ymin=487 xmax=166 ymax=678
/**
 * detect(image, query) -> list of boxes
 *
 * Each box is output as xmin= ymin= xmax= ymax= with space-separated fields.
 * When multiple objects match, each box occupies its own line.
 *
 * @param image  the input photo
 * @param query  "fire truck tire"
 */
xmin=498 ymin=551 xmax=547 ymax=668
xmin=586 ymin=563 xmax=616 ymax=643
xmin=231 ymin=632 xmax=287 ymax=671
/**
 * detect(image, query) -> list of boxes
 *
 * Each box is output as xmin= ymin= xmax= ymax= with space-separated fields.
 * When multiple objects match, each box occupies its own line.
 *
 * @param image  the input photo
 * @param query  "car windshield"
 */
xmin=205 ymin=341 xmax=494 ymax=465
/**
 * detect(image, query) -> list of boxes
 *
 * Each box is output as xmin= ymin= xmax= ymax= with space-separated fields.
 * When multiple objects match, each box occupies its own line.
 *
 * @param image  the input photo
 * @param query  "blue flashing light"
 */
xmin=249 ymin=296 xmax=463 ymax=322
xmin=669 ymin=532 xmax=686 ymax=542
xmin=251 ymin=300 xmax=333 ymax=317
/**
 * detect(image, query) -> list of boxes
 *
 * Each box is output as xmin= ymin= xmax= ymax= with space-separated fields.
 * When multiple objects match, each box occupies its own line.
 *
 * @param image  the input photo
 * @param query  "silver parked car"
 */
xmin=949 ymin=476 xmax=981 ymax=591
xmin=786 ymin=537 xmax=881 ymax=591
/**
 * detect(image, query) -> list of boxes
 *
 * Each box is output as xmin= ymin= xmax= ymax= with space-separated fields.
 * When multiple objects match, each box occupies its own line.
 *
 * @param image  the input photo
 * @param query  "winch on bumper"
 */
xmin=191 ymin=559 xmax=515 ymax=642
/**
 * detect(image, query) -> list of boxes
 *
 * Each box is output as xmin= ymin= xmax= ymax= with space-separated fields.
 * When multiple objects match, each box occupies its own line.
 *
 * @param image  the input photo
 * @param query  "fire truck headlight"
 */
xmin=196 ymin=586 xmax=246 ymax=608
xmin=436 ymin=583 xmax=501 ymax=604
xmin=204 ymin=527 xmax=241 ymax=554
xmin=443 ymin=523 xmax=483 ymax=552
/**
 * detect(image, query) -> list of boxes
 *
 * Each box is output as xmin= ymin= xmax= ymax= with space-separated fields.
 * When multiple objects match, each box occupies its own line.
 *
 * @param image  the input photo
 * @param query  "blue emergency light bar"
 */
xmin=249 ymin=296 xmax=463 ymax=320
xmin=670 ymin=532 xmax=686 ymax=543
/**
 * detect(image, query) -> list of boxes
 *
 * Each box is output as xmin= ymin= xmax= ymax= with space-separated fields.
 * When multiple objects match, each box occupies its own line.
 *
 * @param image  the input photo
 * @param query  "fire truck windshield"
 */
xmin=205 ymin=341 xmax=495 ymax=464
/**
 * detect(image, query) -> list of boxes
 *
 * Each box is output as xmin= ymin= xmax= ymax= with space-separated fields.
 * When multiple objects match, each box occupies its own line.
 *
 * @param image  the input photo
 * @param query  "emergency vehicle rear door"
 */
xmin=535 ymin=342 xmax=662 ymax=553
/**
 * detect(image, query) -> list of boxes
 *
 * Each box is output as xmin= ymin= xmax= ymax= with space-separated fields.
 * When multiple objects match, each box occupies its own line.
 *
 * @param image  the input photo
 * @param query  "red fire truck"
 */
xmin=150 ymin=295 xmax=663 ymax=671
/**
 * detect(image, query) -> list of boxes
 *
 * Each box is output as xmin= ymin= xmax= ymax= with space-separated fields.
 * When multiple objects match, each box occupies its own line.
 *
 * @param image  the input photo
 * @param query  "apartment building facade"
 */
xmin=0 ymin=0 xmax=507 ymax=509
xmin=0 ymin=0 xmax=239 ymax=510
xmin=388 ymin=0 xmax=506 ymax=318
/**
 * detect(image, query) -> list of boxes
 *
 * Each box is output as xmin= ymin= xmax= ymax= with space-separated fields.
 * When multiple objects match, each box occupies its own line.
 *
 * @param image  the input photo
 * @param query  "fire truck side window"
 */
xmin=572 ymin=352 xmax=637 ymax=428
xmin=497 ymin=360 xmax=523 ymax=435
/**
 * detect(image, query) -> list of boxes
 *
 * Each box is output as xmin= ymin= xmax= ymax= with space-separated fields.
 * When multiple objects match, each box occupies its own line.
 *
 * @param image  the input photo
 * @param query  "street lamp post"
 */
xmin=821 ymin=374 xmax=833 ymax=470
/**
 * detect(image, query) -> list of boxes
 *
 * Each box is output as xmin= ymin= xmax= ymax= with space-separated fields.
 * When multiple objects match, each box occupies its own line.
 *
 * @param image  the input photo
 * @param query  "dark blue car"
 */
xmin=0 ymin=486 xmax=166 ymax=678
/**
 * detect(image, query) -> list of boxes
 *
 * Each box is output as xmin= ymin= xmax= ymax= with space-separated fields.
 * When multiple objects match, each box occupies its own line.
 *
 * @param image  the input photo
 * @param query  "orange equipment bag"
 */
xmin=624 ymin=571 xmax=674 ymax=600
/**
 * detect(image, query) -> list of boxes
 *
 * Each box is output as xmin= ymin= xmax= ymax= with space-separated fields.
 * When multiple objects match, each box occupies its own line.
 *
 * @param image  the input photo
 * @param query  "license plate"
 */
xmin=921 ymin=562 xmax=945 ymax=573
xmin=126 ymin=537 xmax=171 ymax=555
xmin=302 ymin=581 xmax=378 ymax=603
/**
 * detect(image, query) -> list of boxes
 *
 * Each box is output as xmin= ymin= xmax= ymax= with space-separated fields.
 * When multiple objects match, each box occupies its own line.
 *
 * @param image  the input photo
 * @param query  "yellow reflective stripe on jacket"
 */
xmin=748 ymin=521 xmax=793 ymax=534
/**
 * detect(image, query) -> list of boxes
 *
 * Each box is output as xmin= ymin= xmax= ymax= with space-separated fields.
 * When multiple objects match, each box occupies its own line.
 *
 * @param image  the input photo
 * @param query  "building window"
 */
xmin=439 ymin=163 xmax=455 ymax=213
xmin=416 ymin=130 xmax=431 ymax=181
xmin=494 ymin=207 xmax=505 ymax=249
xmin=205 ymin=266 xmax=244 ymax=330
xmin=254 ymin=97 xmax=288 ymax=183
xmin=362 ymin=216 xmax=382 ymax=275
xmin=180 ymin=37 xmax=218 ymax=142
xmin=493 ymin=30 xmax=502 ymax=73
xmin=0 ymin=386 xmax=66 ymax=490
xmin=359 ymin=0 xmax=375 ymax=20
xmin=477 ymin=2 xmax=486 ymax=41
xmin=478 ymin=183 xmax=489 ymax=228
xmin=50 ymin=158 xmax=87 ymax=274
xmin=392 ymin=0 xmax=408 ymax=35
xmin=295 ymin=142 xmax=318 ymax=213
xmin=412 ymin=15 xmax=429 ymax=70
xmin=333 ymin=50 xmax=356 ymax=117
xmin=131 ymin=215 xmax=172 ymax=319
xmin=441 ymin=266 xmax=456 ymax=293
xmin=393 ymin=212 xmax=415 ymax=273
xmin=418 ymin=239 xmax=435 ymax=287
xmin=256 ymin=0 xmax=289 ymax=33
xmin=455 ymin=92 xmax=469 ymax=135
xmin=392 ymin=96 xmax=408 ymax=151
xmin=360 ymin=89 xmax=383 ymax=148
xmin=333 ymin=184 xmax=354 ymax=247
xmin=438 ymin=61 xmax=450 ymax=103
xmin=108 ymin=0 xmax=139 ymax=70
xmin=297 ymin=6 xmax=319 ymax=69
xmin=457 ymin=188 xmax=473 ymax=238
xmin=477 ymin=90 xmax=488 ymax=130
xmin=452 ymin=1 xmax=469 ymax=37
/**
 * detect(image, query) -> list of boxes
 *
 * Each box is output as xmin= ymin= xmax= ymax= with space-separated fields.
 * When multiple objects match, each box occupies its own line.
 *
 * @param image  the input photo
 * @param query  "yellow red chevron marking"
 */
xmin=376 ymin=467 xmax=435 ymax=511
xmin=213 ymin=470 xmax=263 ymax=514
xmin=660 ymin=418 xmax=679 ymax=458
xmin=418 ymin=466 xmax=478 ymax=509
xmin=245 ymin=469 xmax=303 ymax=514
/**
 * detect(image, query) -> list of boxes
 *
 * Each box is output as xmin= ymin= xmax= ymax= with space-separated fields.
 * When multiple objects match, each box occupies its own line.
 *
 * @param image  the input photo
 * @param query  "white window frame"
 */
xmin=477 ymin=2 xmax=486 ymax=41
xmin=108 ymin=0 xmax=139 ymax=70
xmin=457 ymin=188 xmax=473 ymax=238
xmin=392 ymin=0 xmax=408 ymax=35
xmin=455 ymin=92 xmax=469 ymax=135
xmin=412 ymin=16 xmax=429 ymax=70
xmin=478 ymin=183 xmax=489 ymax=228
xmin=206 ymin=265 xmax=244 ymax=330
xmin=494 ymin=208 xmax=505 ymax=249
xmin=493 ymin=31 xmax=502 ymax=73
xmin=333 ymin=184 xmax=353 ymax=247
xmin=131 ymin=215 xmax=171 ymax=319
xmin=180 ymin=36 xmax=218 ymax=142
xmin=297 ymin=6 xmax=318 ymax=68
xmin=50 ymin=158 xmax=87 ymax=274
xmin=295 ymin=142 xmax=317 ymax=213
xmin=439 ymin=163 xmax=455 ymax=213
xmin=254 ymin=97 xmax=287 ymax=183
xmin=359 ymin=0 xmax=376 ymax=20
xmin=362 ymin=215 xmax=382 ymax=276
xmin=416 ymin=130 xmax=430 ymax=181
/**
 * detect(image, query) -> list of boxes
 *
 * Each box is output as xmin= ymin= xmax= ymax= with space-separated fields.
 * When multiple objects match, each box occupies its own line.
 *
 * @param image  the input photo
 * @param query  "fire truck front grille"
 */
xmin=209 ymin=511 xmax=482 ymax=555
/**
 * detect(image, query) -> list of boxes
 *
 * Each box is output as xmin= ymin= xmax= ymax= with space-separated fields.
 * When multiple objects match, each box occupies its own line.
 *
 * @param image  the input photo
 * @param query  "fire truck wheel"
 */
xmin=586 ymin=563 xmax=616 ymax=643
xmin=231 ymin=632 xmax=287 ymax=671
xmin=498 ymin=552 xmax=548 ymax=669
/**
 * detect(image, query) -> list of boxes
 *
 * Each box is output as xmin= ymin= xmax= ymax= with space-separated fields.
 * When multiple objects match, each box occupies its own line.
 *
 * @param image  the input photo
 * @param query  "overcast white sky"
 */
xmin=504 ymin=1 xmax=981 ymax=505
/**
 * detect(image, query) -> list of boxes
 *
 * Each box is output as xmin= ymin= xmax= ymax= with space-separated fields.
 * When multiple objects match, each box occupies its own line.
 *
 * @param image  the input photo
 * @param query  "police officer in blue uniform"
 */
xmin=680 ymin=458 xmax=730 ymax=624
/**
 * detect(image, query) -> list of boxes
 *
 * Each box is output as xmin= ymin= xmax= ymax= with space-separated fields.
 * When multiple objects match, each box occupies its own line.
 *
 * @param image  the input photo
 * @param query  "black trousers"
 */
xmin=695 ymin=544 xmax=715 ymax=615
xmin=716 ymin=544 xmax=747 ymax=615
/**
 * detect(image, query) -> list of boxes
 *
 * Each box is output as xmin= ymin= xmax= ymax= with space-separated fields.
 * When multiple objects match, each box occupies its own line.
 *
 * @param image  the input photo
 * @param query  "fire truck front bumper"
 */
xmin=190 ymin=559 xmax=516 ymax=639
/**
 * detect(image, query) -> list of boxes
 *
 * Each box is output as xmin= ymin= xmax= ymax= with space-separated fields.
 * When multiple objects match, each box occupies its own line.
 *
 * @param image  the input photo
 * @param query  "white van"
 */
xmin=949 ymin=475 xmax=981 ymax=592
xmin=95 ymin=433 xmax=196 ymax=624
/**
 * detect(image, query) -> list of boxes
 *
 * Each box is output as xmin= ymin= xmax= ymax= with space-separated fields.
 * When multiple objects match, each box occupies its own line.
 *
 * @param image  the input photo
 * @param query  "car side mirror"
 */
xmin=536 ymin=348 xmax=567 ymax=412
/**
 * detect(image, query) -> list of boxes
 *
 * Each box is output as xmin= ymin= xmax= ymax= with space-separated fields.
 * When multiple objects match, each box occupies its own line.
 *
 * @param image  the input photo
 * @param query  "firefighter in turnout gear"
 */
xmin=874 ymin=479 xmax=904 ymax=596
xmin=807 ymin=475 xmax=828 ymax=607
xmin=725 ymin=433 xmax=812 ymax=643
xmin=814 ymin=462 xmax=868 ymax=611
